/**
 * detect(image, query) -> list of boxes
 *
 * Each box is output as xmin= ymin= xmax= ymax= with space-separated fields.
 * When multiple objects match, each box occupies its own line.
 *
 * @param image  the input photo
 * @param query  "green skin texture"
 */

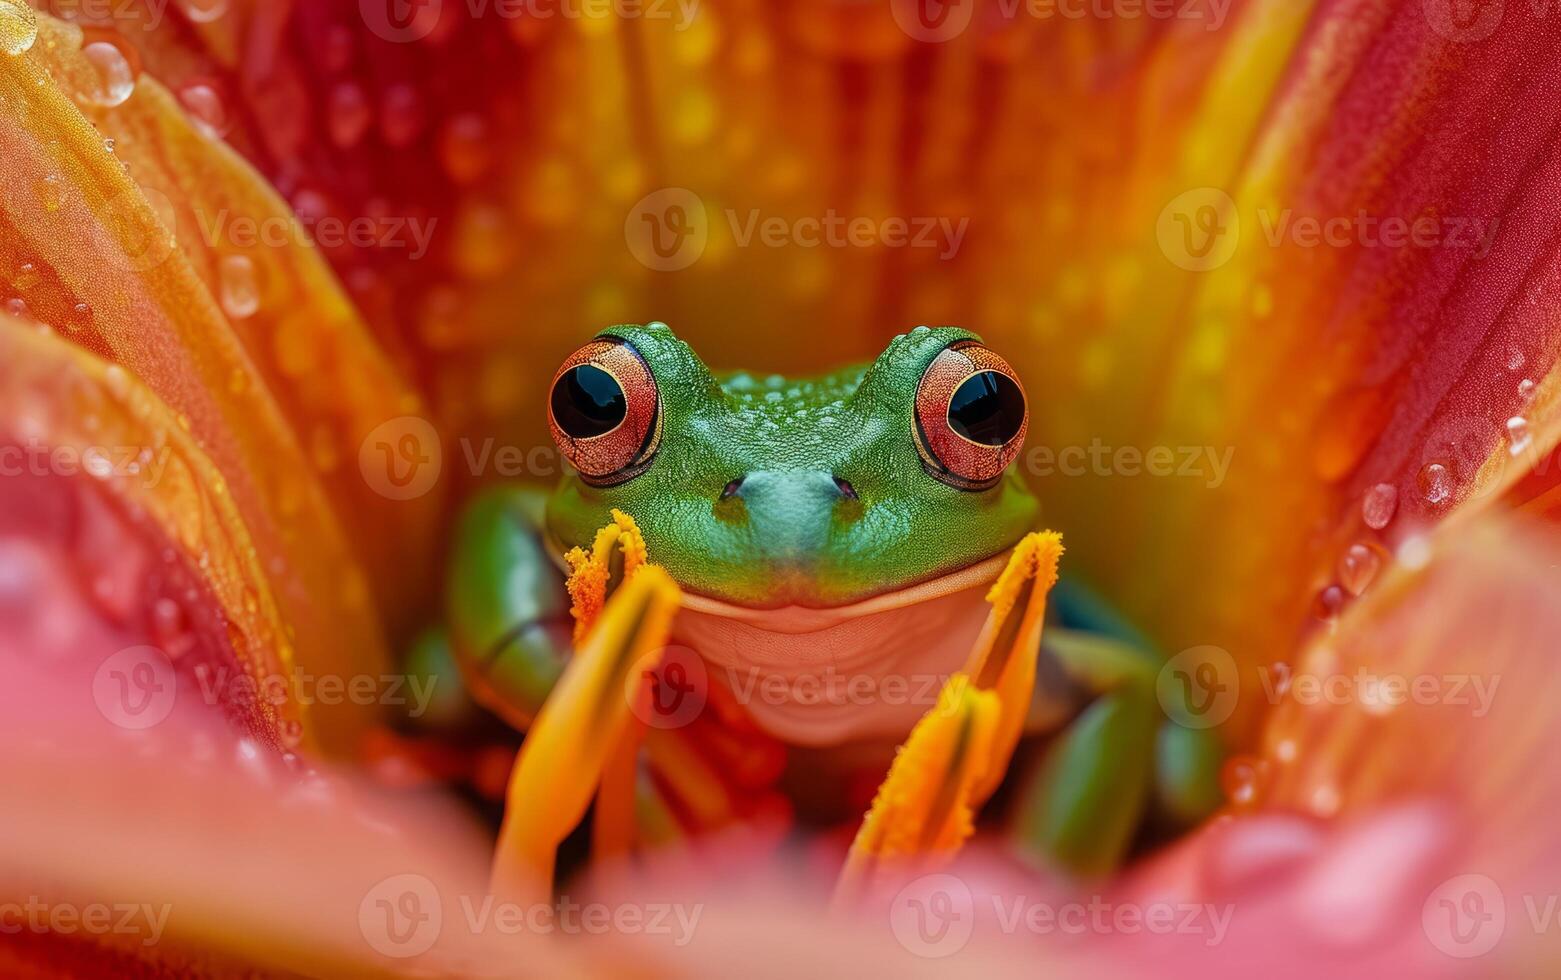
xmin=545 ymin=323 xmax=1040 ymax=608
xmin=438 ymin=322 xmax=1223 ymax=876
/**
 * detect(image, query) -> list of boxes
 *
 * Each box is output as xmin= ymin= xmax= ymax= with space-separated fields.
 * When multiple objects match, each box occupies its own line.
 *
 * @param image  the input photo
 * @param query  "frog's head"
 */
xmin=544 ymin=322 xmax=1038 ymax=609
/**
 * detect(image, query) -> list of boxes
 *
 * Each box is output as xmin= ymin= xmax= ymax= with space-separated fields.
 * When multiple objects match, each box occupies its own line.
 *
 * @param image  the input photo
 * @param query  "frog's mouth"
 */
xmin=674 ymin=547 xmax=1013 ymax=631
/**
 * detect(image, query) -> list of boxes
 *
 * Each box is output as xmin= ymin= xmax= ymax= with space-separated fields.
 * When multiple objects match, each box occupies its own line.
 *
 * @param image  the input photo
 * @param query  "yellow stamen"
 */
xmin=563 ymin=508 xmax=650 ymax=643
xmin=836 ymin=531 xmax=1062 ymax=900
xmin=491 ymin=563 xmax=681 ymax=901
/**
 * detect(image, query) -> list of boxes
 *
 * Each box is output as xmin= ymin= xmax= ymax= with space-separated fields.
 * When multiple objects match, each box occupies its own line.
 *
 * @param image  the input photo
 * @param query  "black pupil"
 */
xmin=948 ymin=371 xmax=1024 ymax=446
xmin=552 ymin=365 xmax=627 ymax=438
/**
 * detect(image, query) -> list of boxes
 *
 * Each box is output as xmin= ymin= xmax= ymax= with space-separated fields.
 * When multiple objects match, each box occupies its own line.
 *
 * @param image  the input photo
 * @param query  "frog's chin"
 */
xmin=674 ymin=549 xmax=1012 ymax=628
xmin=668 ymin=548 xmax=1016 ymax=747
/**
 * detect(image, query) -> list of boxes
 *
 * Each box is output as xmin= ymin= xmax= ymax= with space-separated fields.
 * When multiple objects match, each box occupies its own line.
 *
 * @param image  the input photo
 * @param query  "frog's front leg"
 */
xmin=1010 ymin=582 xmax=1225 ymax=877
xmin=445 ymin=485 xmax=571 ymax=729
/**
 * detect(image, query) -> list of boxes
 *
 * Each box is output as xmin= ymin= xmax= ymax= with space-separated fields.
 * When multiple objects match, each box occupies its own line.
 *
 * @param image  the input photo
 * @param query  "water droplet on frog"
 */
xmin=1361 ymin=482 xmax=1398 ymax=529
xmin=1337 ymin=543 xmax=1381 ymax=596
xmin=80 ymin=41 xmax=136 ymax=107
xmin=1417 ymin=462 xmax=1452 ymax=506
xmin=1507 ymin=416 xmax=1531 ymax=456
xmin=0 ymin=0 xmax=38 ymax=56
xmin=218 ymin=254 xmax=259 ymax=319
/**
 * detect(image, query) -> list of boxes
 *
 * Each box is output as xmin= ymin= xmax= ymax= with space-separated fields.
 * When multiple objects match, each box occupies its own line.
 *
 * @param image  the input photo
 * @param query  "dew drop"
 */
xmin=0 ymin=0 xmax=38 ymax=56
xmin=218 ymin=254 xmax=259 ymax=319
xmin=178 ymin=82 xmax=231 ymax=138
xmin=327 ymin=82 xmax=372 ymax=148
xmin=1519 ymin=378 xmax=1536 ymax=401
xmin=1417 ymin=462 xmax=1452 ymax=506
xmin=38 ymin=173 xmax=63 ymax=212
xmin=379 ymin=84 xmax=424 ymax=147
xmin=103 ymin=138 xmax=116 ymax=153
xmin=1397 ymin=534 xmax=1432 ymax=571
xmin=1337 ymin=543 xmax=1381 ymax=597
xmin=1312 ymin=584 xmax=1345 ymax=621
xmin=1361 ymin=482 xmax=1398 ymax=530
xmin=439 ymin=113 xmax=491 ymax=184
xmin=3 ymin=297 xmax=26 ymax=318
xmin=177 ymin=0 xmax=229 ymax=23
xmin=1507 ymin=416 xmax=1531 ymax=456
xmin=80 ymin=41 xmax=137 ymax=107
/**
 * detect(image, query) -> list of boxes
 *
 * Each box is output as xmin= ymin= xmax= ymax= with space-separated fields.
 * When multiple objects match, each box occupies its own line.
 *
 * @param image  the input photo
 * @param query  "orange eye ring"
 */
xmin=913 ymin=341 xmax=1029 ymax=490
xmin=547 ymin=338 xmax=662 ymax=484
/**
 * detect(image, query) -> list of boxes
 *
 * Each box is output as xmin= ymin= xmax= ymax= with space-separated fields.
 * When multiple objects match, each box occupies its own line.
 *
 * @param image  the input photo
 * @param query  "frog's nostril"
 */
xmin=832 ymin=476 xmax=859 ymax=500
xmin=720 ymin=477 xmax=745 ymax=501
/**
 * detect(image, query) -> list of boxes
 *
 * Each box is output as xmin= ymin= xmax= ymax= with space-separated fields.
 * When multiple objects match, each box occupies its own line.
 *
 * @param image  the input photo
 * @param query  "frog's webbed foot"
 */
xmin=835 ymin=531 xmax=1063 ymax=903
xmin=1009 ymin=621 xmax=1225 ymax=877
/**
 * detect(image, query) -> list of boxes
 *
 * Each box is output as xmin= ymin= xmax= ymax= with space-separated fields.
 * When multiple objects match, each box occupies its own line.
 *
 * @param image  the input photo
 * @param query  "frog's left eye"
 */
xmin=548 ymin=338 xmax=662 ymax=484
xmin=913 ymin=342 xmax=1029 ymax=490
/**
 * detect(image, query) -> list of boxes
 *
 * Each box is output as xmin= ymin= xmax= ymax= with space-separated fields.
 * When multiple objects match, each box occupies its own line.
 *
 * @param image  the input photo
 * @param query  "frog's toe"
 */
xmin=1153 ymin=719 xmax=1225 ymax=829
xmin=1010 ymin=688 xmax=1156 ymax=877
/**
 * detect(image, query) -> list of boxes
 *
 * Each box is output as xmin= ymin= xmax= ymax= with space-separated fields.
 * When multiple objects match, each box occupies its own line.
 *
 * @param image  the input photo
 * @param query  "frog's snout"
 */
xmin=720 ymin=469 xmax=861 ymax=564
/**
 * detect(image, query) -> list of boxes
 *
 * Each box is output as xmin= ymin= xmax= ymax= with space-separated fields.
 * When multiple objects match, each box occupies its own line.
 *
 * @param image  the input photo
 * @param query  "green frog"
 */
xmin=437 ymin=321 xmax=1222 ymax=875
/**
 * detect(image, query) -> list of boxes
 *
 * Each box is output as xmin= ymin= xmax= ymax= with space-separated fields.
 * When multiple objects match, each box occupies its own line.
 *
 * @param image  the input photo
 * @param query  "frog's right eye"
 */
xmin=548 ymin=339 xmax=662 ymax=484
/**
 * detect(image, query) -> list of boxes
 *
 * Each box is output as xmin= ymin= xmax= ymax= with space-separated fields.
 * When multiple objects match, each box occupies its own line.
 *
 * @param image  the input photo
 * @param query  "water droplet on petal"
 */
xmin=103 ymin=138 xmax=116 ymax=153
xmin=0 ymin=0 xmax=38 ymax=56
xmin=1518 ymin=378 xmax=1535 ymax=401
xmin=1417 ymin=462 xmax=1452 ymax=506
xmin=327 ymin=82 xmax=372 ymax=148
xmin=1507 ymin=416 xmax=1531 ymax=456
xmin=1362 ymin=482 xmax=1397 ymax=529
xmin=80 ymin=41 xmax=137 ymax=106
xmin=218 ymin=254 xmax=259 ymax=319
xmin=439 ymin=113 xmax=491 ymax=184
xmin=1397 ymin=534 xmax=1432 ymax=571
xmin=1312 ymin=584 xmax=1345 ymax=621
xmin=1337 ymin=543 xmax=1382 ymax=597
xmin=177 ymin=0 xmax=229 ymax=23
xmin=179 ymin=82 xmax=231 ymax=138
